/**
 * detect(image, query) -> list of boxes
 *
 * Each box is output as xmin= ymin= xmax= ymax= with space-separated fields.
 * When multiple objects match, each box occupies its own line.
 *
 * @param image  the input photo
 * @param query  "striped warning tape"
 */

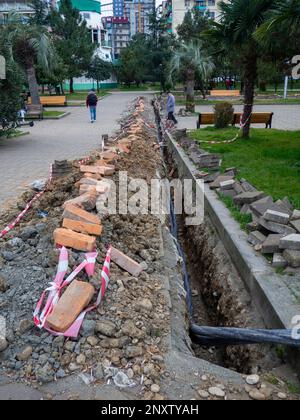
xmin=0 ymin=164 xmax=53 ymax=239
xmin=34 ymin=245 xmax=111 ymax=338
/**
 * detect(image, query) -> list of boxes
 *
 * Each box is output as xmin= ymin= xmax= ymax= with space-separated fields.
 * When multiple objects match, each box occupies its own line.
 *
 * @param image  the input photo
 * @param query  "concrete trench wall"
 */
xmin=162 ymin=129 xmax=300 ymax=376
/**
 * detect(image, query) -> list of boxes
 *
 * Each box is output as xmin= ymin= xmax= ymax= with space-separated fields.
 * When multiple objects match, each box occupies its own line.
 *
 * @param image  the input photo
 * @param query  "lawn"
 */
xmin=176 ymin=97 xmax=300 ymax=106
xmin=43 ymin=110 xmax=66 ymax=118
xmin=189 ymin=127 xmax=300 ymax=208
xmin=66 ymin=90 xmax=109 ymax=101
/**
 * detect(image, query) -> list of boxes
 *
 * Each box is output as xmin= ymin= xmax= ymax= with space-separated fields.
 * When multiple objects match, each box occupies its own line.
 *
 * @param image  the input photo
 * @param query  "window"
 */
xmin=83 ymin=13 xmax=90 ymax=20
xmin=208 ymin=0 xmax=215 ymax=6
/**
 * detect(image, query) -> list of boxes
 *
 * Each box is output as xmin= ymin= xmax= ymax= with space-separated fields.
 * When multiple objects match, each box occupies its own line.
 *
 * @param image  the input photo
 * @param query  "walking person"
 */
xmin=86 ymin=89 xmax=98 ymax=123
xmin=166 ymin=90 xmax=178 ymax=128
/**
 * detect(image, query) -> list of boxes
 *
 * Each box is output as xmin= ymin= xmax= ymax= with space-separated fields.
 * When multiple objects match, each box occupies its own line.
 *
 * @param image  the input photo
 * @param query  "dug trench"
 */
xmin=159 ymin=120 xmax=300 ymax=396
xmin=0 ymin=97 xmax=298 ymax=400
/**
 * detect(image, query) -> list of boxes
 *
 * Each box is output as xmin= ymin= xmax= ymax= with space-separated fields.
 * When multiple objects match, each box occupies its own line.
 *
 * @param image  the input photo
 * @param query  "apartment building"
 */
xmin=102 ymin=16 xmax=131 ymax=60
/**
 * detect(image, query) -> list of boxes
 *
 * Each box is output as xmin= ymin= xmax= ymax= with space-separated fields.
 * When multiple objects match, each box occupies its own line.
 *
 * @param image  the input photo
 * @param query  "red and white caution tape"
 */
xmin=34 ymin=246 xmax=111 ymax=338
xmin=0 ymin=164 xmax=53 ymax=239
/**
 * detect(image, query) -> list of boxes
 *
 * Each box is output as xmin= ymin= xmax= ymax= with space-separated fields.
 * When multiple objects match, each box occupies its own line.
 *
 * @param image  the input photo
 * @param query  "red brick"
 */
xmin=46 ymin=280 xmax=95 ymax=332
xmin=63 ymin=218 xmax=102 ymax=236
xmin=83 ymin=173 xmax=102 ymax=180
xmin=80 ymin=165 xmax=115 ymax=176
xmin=63 ymin=204 xmax=101 ymax=226
xmin=54 ymin=228 xmax=96 ymax=252
xmin=111 ymin=247 xmax=143 ymax=277
xmin=117 ymin=143 xmax=130 ymax=154
xmin=63 ymin=190 xmax=97 ymax=211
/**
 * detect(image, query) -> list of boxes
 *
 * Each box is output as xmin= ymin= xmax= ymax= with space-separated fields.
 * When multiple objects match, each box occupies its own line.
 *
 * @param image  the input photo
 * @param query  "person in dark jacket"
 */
xmin=86 ymin=89 xmax=98 ymax=123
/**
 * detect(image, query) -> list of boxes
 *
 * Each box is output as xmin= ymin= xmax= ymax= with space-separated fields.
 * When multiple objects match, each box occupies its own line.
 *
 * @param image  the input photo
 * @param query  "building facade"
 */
xmin=162 ymin=0 xmax=223 ymax=34
xmin=102 ymin=16 xmax=131 ymax=60
xmin=0 ymin=0 xmax=37 ymax=23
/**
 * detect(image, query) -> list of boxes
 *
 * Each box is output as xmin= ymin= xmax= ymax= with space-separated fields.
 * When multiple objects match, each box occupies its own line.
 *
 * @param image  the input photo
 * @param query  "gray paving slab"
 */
xmin=0 ymin=92 xmax=152 ymax=209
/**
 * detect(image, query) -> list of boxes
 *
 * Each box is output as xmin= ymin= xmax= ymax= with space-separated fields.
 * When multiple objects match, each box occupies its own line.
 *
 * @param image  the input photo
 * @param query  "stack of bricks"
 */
xmin=53 ymin=112 xmax=139 ymax=253
xmin=49 ymin=100 xmax=146 ymax=333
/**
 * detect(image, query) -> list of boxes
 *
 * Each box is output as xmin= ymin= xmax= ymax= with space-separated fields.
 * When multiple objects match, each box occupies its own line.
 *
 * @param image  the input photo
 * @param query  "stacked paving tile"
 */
xmin=210 ymin=174 xmax=300 ymax=270
xmin=175 ymin=132 xmax=300 ymax=271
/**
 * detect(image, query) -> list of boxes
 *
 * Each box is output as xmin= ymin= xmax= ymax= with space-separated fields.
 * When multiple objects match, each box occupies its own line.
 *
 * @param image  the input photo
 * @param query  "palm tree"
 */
xmin=210 ymin=0 xmax=275 ymax=138
xmin=4 ymin=15 xmax=54 ymax=105
xmin=170 ymin=41 xmax=214 ymax=113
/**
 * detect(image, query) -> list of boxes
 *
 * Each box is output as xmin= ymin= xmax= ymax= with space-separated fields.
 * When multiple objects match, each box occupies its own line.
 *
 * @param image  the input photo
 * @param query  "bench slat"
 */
xmin=28 ymin=96 xmax=67 ymax=107
xmin=210 ymin=90 xmax=240 ymax=97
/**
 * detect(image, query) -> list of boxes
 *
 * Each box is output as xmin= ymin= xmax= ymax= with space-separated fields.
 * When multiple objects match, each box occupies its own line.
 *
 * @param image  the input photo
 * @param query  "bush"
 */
xmin=214 ymin=102 xmax=234 ymax=129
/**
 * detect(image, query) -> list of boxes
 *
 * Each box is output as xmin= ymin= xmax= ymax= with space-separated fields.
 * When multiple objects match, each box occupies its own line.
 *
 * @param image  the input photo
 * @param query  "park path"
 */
xmin=0 ymin=92 xmax=151 ymax=209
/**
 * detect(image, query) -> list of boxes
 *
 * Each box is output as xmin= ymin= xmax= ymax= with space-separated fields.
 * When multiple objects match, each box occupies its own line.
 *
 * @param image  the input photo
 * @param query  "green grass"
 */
xmin=189 ymin=127 xmax=300 ymax=209
xmin=219 ymin=193 xmax=252 ymax=230
xmin=176 ymin=97 xmax=300 ymax=106
xmin=66 ymin=90 xmax=109 ymax=101
xmin=286 ymin=381 xmax=300 ymax=395
xmin=43 ymin=110 xmax=65 ymax=118
xmin=116 ymin=83 xmax=161 ymax=92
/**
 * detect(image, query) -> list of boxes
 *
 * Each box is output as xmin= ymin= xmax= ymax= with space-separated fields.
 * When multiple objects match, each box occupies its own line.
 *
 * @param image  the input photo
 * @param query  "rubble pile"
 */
xmin=175 ymin=132 xmax=300 ymax=274
xmin=0 ymin=98 xmax=170 ymax=399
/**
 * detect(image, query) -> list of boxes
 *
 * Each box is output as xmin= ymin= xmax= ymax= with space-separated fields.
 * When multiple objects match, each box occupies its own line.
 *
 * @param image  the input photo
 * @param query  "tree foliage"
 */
xmin=86 ymin=56 xmax=112 ymax=91
xmin=50 ymin=0 xmax=95 ymax=92
xmin=0 ymin=33 xmax=24 ymax=125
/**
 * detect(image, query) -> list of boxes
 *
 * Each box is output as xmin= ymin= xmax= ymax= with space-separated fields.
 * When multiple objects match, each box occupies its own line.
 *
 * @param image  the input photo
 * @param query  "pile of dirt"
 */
xmin=0 ymin=98 xmax=170 ymax=400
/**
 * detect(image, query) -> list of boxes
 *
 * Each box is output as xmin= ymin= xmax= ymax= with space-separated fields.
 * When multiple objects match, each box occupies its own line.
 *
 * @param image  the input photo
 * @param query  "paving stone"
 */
xmin=275 ymin=199 xmax=293 ymax=216
xmin=234 ymin=191 xmax=266 ymax=206
xmin=272 ymin=253 xmax=288 ymax=269
xmin=247 ymin=221 xmax=260 ymax=232
xmin=250 ymin=196 xmax=274 ymax=217
xmin=240 ymin=204 xmax=252 ymax=215
xmin=233 ymin=182 xmax=244 ymax=195
xmin=241 ymin=181 xmax=257 ymax=192
xmin=262 ymin=234 xmax=284 ymax=254
xmin=259 ymin=218 xmax=296 ymax=236
xmin=209 ymin=175 xmax=234 ymax=190
xmin=291 ymin=210 xmax=300 ymax=221
xmin=290 ymin=219 xmax=300 ymax=233
xmin=280 ymin=234 xmax=300 ymax=251
xmin=283 ymin=250 xmax=300 ymax=268
xmin=219 ymin=189 xmax=236 ymax=199
xmin=248 ymin=231 xmax=267 ymax=246
xmin=263 ymin=210 xmax=290 ymax=225
xmin=46 ymin=280 xmax=95 ymax=333
xmin=220 ymin=179 xmax=236 ymax=191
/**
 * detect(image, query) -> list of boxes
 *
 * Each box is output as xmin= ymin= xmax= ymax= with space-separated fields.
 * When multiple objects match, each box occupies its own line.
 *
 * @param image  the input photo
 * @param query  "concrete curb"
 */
xmin=43 ymin=111 xmax=71 ymax=120
xmin=164 ymin=130 xmax=300 ymax=374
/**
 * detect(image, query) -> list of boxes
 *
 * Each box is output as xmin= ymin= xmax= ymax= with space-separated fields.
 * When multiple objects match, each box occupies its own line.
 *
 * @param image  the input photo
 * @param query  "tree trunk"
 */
xmin=242 ymin=52 xmax=257 ymax=138
xmin=97 ymin=80 xmax=100 ymax=93
xmin=26 ymin=64 xmax=41 ymax=105
xmin=70 ymin=77 xmax=74 ymax=94
xmin=186 ymin=68 xmax=195 ymax=113
xmin=60 ymin=83 xmax=65 ymax=95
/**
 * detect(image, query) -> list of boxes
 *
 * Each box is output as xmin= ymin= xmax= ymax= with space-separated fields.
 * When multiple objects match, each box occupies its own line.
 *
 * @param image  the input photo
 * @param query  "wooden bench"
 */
xmin=26 ymin=104 xmax=44 ymax=120
xmin=233 ymin=112 xmax=274 ymax=129
xmin=28 ymin=96 xmax=67 ymax=107
xmin=197 ymin=112 xmax=274 ymax=129
xmin=210 ymin=90 xmax=240 ymax=97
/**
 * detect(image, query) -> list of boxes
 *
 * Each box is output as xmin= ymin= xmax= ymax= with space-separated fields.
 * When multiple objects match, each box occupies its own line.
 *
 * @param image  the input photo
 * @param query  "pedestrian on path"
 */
xmin=86 ymin=89 xmax=98 ymax=123
xmin=166 ymin=91 xmax=178 ymax=126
